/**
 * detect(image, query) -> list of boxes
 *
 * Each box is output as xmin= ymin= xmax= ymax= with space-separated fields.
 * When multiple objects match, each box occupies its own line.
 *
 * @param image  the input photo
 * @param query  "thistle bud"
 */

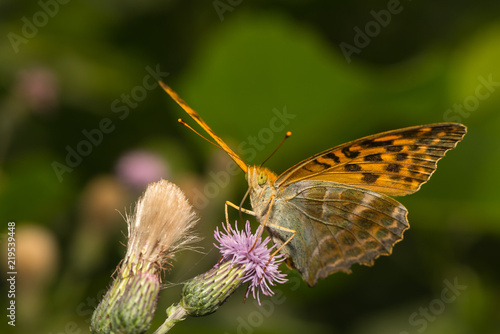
xmin=91 ymin=180 xmax=198 ymax=334
xmin=91 ymin=272 xmax=160 ymax=334
xmin=181 ymin=261 xmax=245 ymax=316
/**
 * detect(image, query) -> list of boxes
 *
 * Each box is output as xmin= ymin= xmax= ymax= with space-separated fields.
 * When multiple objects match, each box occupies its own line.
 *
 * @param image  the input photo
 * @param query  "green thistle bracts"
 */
xmin=181 ymin=261 xmax=245 ymax=316
xmin=91 ymin=271 xmax=160 ymax=334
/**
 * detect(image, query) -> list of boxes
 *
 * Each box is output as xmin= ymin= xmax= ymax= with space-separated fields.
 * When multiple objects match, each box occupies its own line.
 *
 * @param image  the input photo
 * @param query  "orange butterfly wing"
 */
xmin=275 ymin=123 xmax=467 ymax=196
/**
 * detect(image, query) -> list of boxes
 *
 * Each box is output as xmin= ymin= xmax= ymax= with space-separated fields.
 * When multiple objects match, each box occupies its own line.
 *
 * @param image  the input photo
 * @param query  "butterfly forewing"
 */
xmin=268 ymin=180 xmax=408 ymax=287
xmin=276 ymin=123 xmax=467 ymax=196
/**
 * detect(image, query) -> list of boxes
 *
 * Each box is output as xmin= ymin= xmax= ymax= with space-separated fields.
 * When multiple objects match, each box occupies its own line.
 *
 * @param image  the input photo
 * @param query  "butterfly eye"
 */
xmin=258 ymin=172 xmax=268 ymax=186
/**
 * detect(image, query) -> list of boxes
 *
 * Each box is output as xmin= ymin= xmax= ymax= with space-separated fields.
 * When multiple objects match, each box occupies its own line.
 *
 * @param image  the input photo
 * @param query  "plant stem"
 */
xmin=152 ymin=304 xmax=187 ymax=334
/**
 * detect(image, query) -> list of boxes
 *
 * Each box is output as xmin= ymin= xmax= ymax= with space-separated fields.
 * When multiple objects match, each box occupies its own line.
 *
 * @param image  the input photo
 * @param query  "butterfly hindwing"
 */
xmin=276 ymin=123 xmax=467 ymax=196
xmin=267 ymin=180 xmax=408 ymax=287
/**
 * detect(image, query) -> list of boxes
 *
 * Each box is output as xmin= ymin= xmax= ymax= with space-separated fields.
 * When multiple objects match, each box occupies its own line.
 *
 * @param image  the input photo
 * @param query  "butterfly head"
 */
xmin=246 ymin=166 xmax=276 ymax=188
xmin=246 ymin=166 xmax=277 ymax=220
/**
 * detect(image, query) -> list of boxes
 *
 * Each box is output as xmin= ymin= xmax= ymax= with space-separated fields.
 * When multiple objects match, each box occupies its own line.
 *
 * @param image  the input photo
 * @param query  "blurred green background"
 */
xmin=1 ymin=1 xmax=500 ymax=333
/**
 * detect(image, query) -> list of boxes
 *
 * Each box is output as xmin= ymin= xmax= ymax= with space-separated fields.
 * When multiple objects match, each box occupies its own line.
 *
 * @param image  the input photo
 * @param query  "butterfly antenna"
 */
xmin=178 ymin=118 xmax=248 ymax=164
xmin=260 ymin=131 xmax=292 ymax=167
xmin=178 ymin=118 xmax=221 ymax=149
xmin=160 ymin=82 xmax=248 ymax=173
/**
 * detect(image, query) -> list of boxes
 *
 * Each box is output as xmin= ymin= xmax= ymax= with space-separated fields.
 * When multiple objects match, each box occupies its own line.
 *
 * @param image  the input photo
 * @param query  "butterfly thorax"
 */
xmin=247 ymin=166 xmax=278 ymax=222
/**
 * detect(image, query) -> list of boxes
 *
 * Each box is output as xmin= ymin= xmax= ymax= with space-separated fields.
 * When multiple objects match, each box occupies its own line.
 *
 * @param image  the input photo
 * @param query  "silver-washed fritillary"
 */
xmin=161 ymin=82 xmax=467 ymax=286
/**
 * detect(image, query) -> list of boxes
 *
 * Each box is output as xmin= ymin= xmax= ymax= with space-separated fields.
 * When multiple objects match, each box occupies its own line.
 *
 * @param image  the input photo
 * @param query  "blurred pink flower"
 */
xmin=14 ymin=67 xmax=59 ymax=113
xmin=115 ymin=150 xmax=169 ymax=190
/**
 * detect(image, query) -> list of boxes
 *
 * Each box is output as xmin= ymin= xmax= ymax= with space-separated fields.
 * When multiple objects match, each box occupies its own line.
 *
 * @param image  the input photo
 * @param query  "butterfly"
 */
xmin=161 ymin=82 xmax=467 ymax=287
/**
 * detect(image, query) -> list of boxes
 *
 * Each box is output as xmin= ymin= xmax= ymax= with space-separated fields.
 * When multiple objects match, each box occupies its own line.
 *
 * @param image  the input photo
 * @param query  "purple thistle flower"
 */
xmin=214 ymin=221 xmax=287 ymax=305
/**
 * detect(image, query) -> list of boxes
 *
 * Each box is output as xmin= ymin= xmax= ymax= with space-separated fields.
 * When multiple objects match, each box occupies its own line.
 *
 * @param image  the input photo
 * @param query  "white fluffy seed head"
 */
xmin=124 ymin=179 xmax=199 ymax=274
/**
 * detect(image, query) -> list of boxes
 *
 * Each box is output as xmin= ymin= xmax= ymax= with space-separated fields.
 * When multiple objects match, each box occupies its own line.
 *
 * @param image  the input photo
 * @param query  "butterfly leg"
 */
xmin=265 ymin=223 xmax=296 ymax=261
xmin=258 ymin=222 xmax=296 ymax=283
xmin=248 ymin=195 xmax=276 ymax=252
xmin=225 ymin=200 xmax=255 ymax=231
